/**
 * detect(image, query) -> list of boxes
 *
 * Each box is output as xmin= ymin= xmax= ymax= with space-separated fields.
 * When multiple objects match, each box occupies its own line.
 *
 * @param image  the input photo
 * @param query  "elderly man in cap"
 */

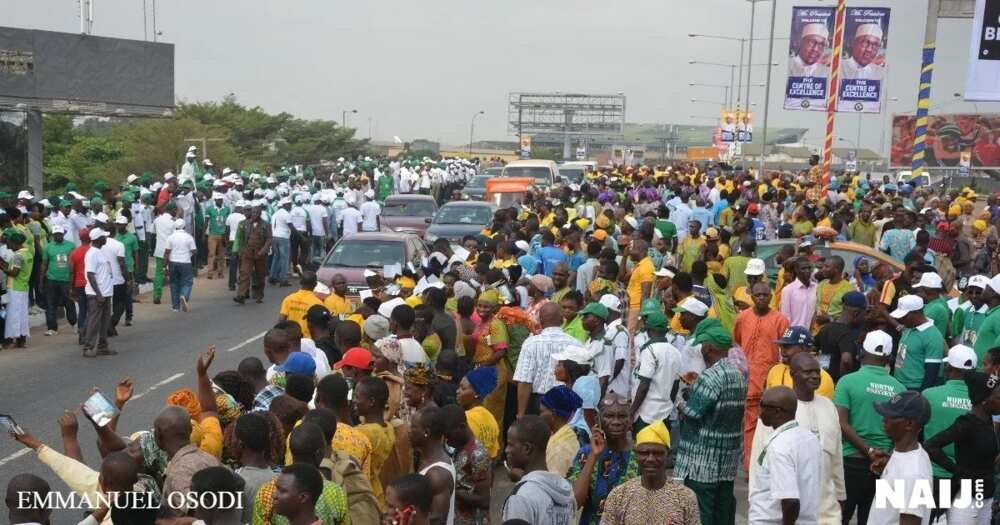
xmin=842 ymin=22 xmax=886 ymax=80
xmin=40 ymin=225 xmax=77 ymax=336
xmin=81 ymin=227 xmax=116 ymax=357
xmin=765 ymin=326 xmax=835 ymax=397
xmin=888 ymin=294 xmax=946 ymax=391
xmin=734 ymin=280 xmax=791 ymax=467
xmin=629 ymin=310 xmax=682 ymax=435
xmin=832 ymin=330 xmax=905 ymax=523
xmin=601 ymin=420 xmax=701 ymax=525
xmin=790 ymin=22 xmax=831 ymax=77
xmin=674 ymin=318 xmax=746 ymax=525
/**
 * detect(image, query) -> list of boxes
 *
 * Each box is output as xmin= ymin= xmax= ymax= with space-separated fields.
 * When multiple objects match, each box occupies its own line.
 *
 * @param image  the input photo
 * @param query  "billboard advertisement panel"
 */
xmin=720 ymin=110 xmax=753 ymax=143
xmin=0 ymin=27 xmax=174 ymax=114
xmin=837 ymin=8 xmax=891 ymax=113
xmin=890 ymin=113 xmax=1000 ymax=168
xmin=965 ymin=0 xmax=1000 ymax=101
xmin=784 ymin=6 xmax=836 ymax=111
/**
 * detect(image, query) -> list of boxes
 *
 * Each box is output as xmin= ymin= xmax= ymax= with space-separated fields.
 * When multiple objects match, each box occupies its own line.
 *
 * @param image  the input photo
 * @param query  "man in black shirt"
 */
xmin=815 ymin=291 xmax=866 ymax=380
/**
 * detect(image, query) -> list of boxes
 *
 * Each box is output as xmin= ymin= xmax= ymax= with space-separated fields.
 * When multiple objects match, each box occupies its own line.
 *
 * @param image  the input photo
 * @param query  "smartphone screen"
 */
xmin=82 ymin=392 xmax=119 ymax=427
xmin=0 ymin=414 xmax=24 ymax=435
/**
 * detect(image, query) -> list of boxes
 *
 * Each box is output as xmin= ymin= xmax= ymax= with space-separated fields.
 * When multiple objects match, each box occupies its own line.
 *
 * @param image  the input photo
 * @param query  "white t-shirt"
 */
xmin=225 ymin=212 xmax=246 ymax=242
xmin=84 ymin=246 xmax=114 ymax=296
xmin=271 ymin=208 xmax=292 ymax=239
xmin=631 ymin=338 xmax=682 ymax=423
xmin=165 ymin=231 xmax=197 ymax=263
xmin=101 ymin=237 xmax=126 ymax=286
xmin=339 ymin=207 xmax=362 ymax=236
xmin=290 ymin=206 xmax=309 ymax=232
xmin=153 ymin=213 xmax=175 ymax=258
xmin=300 ymin=338 xmax=332 ymax=378
xmin=605 ymin=320 xmax=632 ymax=396
xmin=359 ymin=201 xmax=381 ymax=232
xmin=866 ymin=446 xmax=933 ymax=525
xmin=307 ymin=204 xmax=328 ymax=236
xmin=748 ymin=422 xmax=823 ymax=525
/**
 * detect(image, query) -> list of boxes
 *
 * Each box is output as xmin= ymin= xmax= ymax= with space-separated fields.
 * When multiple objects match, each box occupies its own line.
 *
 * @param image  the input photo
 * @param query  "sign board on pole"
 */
xmin=519 ymin=135 xmax=532 ymax=158
xmin=965 ymin=0 xmax=1000 ymax=101
xmin=836 ymin=8 xmax=891 ymax=113
xmin=959 ymin=150 xmax=972 ymax=175
xmin=575 ymin=146 xmax=586 ymax=160
xmin=784 ymin=6 xmax=836 ymax=111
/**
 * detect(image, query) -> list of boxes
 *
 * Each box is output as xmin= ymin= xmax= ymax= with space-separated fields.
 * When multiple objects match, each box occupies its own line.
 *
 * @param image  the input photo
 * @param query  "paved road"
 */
xmin=0 ymin=274 xmax=751 ymax=523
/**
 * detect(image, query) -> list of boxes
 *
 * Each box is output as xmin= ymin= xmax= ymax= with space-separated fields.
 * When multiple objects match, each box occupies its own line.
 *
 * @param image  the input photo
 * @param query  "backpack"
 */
xmin=497 ymin=306 xmax=537 ymax=370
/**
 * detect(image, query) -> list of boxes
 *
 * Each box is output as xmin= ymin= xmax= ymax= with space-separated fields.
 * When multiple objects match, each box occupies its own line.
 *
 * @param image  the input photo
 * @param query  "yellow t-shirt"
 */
xmin=279 ymin=289 xmax=323 ymax=338
xmin=764 ymin=363 xmax=835 ymax=399
xmin=466 ymin=405 xmax=500 ymax=458
xmin=627 ymin=257 xmax=655 ymax=311
xmin=324 ymin=293 xmax=352 ymax=316
xmin=357 ymin=422 xmax=396 ymax=507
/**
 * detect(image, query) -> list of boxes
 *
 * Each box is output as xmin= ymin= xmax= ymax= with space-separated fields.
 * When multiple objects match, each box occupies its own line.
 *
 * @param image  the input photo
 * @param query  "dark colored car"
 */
xmin=424 ymin=201 xmax=498 ymax=245
xmin=461 ymin=173 xmax=493 ymax=200
xmin=380 ymin=194 xmax=438 ymax=238
xmin=317 ymin=232 xmax=428 ymax=295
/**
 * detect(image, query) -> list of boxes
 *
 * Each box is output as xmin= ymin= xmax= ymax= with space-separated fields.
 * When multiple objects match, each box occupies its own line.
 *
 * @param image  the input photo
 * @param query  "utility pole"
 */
xmin=152 ymin=0 xmax=157 ymax=42
xmin=910 ymin=0 xmax=941 ymax=178
xmin=758 ymin=0 xmax=777 ymax=179
xmin=184 ymin=138 xmax=224 ymax=160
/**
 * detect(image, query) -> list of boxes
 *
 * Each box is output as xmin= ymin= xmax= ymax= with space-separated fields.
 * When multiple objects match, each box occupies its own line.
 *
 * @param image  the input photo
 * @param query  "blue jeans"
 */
xmin=311 ymin=235 xmax=326 ymax=262
xmin=168 ymin=262 xmax=194 ymax=310
xmin=269 ymin=237 xmax=290 ymax=283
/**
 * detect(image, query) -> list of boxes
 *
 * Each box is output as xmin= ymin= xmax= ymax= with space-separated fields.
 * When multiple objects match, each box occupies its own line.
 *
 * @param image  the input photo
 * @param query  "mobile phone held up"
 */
xmin=0 ymin=414 xmax=25 ymax=435
xmin=82 ymin=392 xmax=120 ymax=428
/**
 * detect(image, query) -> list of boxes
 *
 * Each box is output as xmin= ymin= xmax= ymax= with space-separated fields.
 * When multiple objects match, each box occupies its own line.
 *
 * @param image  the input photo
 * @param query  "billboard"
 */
xmin=0 ymin=27 xmax=174 ymax=116
xmin=507 ymin=92 xmax=625 ymax=136
xmin=784 ymin=6 xmax=835 ymax=111
xmin=837 ymin=8 xmax=891 ymax=113
xmin=965 ymin=0 xmax=1000 ymax=101
xmin=720 ymin=109 xmax=753 ymax=143
xmin=890 ymin=113 xmax=1000 ymax=168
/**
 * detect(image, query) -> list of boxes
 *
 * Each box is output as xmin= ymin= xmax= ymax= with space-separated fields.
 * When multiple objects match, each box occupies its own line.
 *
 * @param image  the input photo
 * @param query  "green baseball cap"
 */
xmin=579 ymin=302 xmax=609 ymax=321
xmin=645 ymin=311 xmax=669 ymax=331
xmin=640 ymin=298 xmax=661 ymax=317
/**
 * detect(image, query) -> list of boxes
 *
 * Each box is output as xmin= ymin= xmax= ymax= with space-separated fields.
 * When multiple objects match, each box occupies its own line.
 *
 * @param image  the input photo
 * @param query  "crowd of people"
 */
xmin=6 ymin=152 xmax=1000 ymax=525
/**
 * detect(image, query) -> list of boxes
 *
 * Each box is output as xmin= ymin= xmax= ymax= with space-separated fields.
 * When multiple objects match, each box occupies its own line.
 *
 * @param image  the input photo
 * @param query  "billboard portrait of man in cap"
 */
xmin=842 ymin=22 xmax=886 ymax=80
xmin=789 ymin=22 xmax=831 ymax=77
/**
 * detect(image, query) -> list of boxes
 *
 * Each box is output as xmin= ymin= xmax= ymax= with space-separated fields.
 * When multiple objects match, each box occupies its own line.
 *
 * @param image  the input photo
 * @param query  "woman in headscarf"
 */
xmin=402 ymin=363 xmax=436 ymax=412
xmin=0 ymin=229 xmax=31 ymax=348
xmin=456 ymin=366 xmax=500 ymax=459
xmin=524 ymin=274 xmax=553 ymax=328
xmin=601 ymin=421 xmax=701 ymax=525
xmin=470 ymin=288 xmax=510 ymax=427
xmin=372 ymin=337 xmax=405 ymax=421
xmin=540 ymin=385 xmax=583 ymax=477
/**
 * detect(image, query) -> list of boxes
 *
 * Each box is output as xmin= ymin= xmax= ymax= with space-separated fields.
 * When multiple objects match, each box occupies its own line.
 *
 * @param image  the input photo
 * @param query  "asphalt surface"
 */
xmin=0 ymin=272 xmax=751 ymax=523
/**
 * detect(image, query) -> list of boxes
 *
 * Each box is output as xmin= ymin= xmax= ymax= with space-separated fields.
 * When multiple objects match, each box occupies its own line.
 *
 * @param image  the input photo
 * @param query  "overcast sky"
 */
xmin=4 ymin=0 xmax=996 ymax=153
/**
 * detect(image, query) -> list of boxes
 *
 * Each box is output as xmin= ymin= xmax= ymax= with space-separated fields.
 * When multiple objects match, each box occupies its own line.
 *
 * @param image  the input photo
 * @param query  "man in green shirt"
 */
xmin=913 ymin=272 xmax=950 ymax=340
xmin=114 ymin=215 xmax=139 ymax=328
xmin=847 ymin=204 xmax=876 ymax=247
xmin=951 ymin=275 xmax=990 ymax=347
xmin=204 ymin=193 xmax=230 ymax=280
xmin=921 ymin=345 xmax=975 ymax=486
xmin=973 ymin=275 xmax=1000 ymax=370
xmin=832 ymin=329 xmax=905 ymax=524
xmin=721 ymin=238 xmax=753 ymax=294
xmin=40 ymin=226 xmax=77 ymax=336
xmin=890 ymin=295 xmax=946 ymax=391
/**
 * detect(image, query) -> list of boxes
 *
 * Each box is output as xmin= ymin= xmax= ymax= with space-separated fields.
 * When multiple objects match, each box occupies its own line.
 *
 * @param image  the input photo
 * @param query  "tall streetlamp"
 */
xmin=689 ymin=61 xmax=778 ymax=110
xmin=469 ymin=110 xmax=485 ymax=156
xmin=688 ymin=33 xmax=784 ymax=112
xmin=342 ymin=109 xmax=357 ymax=128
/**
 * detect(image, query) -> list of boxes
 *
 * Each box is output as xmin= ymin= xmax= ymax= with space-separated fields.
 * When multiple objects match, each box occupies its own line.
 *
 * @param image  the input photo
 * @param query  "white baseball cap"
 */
xmin=313 ymin=282 xmax=331 ymax=295
xmin=94 ymin=212 xmax=110 ymax=224
xmin=551 ymin=345 xmax=594 ymax=365
xmin=16 ymin=190 xmax=33 ymax=200
xmin=88 ymin=227 xmax=109 ymax=240
xmin=126 ymin=174 xmax=139 ymax=184
xmin=946 ymin=344 xmax=978 ymax=370
xmin=675 ymin=296 xmax=709 ymax=317
xmin=654 ymin=267 xmax=675 ymax=278
xmin=990 ymin=274 xmax=1000 ymax=295
xmin=514 ymin=240 xmax=530 ymax=253
xmin=115 ymin=215 xmax=129 ymax=225
xmin=862 ymin=330 xmax=894 ymax=356
xmin=599 ymin=294 xmax=621 ymax=313
xmin=913 ymin=272 xmax=943 ymax=290
xmin=745 ymin=258 xmax=766 ymax=276
xmin=890 ymin=294 xmax=925 ymax=319
xmin=173 ymin=219 xmax=186 ymax=229
xmin=968 ymin=275 xmax=991 ymax=290
xmin=51 ymin=225 xmax=65 ymax=235
xmin=377 ymin=298 xmax=406 ymax=319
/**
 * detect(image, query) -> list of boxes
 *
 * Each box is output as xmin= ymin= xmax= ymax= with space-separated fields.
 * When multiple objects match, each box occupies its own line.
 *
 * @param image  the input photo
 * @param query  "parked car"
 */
xmin=501 ymin=160 xmax=561 ymax=188
xmin=380 ymin=194 xmax=438 ymax=237
xmin=317 ymin=232 xmax=428 ymax=296
xmin=461 ymin=174 xmax=491 ymax=200
xmin=424 ymin=201 xmax=497 ymax=244
xmin=755 ymin=239 xmax=904 ymax=284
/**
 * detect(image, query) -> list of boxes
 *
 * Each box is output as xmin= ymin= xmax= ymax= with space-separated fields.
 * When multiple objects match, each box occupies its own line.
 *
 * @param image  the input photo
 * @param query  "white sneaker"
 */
xmin=180 ymin=296 xmax=189 ymax=312
xmin=44 ymin=330 xmax=57 ymax=336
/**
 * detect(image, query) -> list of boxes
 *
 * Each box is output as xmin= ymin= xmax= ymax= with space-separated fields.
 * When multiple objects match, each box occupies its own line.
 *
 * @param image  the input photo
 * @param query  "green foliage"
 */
xmin=41 ymin=95 xmax=368 ymax=191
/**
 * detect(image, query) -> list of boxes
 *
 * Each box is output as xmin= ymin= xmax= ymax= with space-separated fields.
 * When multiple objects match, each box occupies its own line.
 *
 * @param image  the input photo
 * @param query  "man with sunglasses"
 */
xmin=949 ymin=275 xmax=989 ymax=348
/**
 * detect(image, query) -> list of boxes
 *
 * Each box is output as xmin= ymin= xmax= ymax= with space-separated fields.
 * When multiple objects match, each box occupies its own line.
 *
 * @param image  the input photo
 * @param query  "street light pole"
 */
xmin=469 ymin=110 xmax=484 ymax=156
xmin=758 ymin=0 xmax=777 ymax=179
xmin=342 ymin=109 xmax=357 ymax=128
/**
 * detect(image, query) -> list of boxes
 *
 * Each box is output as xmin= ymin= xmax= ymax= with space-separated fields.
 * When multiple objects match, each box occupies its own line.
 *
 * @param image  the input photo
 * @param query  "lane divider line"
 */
xmin=131 ymin=372 xmax=185 ymax=401
xmin=0 ymin=448 xmax=31 ymax=467
xmin=225 ymin=331 xmax=266 ymax=352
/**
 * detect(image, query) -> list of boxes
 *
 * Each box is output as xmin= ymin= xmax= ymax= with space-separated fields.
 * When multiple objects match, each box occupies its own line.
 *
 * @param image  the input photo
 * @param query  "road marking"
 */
xmin=131 ymin=372 xmax=185 ymax=401
xmin=0 ymin=448 xmax=30 ymax=467
xmin=225 ymin=331 xmax=266 ymax=352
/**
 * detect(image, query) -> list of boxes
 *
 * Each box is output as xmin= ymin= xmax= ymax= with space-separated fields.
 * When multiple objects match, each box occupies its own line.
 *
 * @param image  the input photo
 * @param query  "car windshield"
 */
xmin=465 ymin=175 xmax=490 ymax=189
xmin=382 ymin=200 xmax=436 ymax=217
xmin=503 ymin=166 xmax=551 ymax=185
xmin=482 ymin=168 xmax=503 ymax=177
xmin=433 ymin=205 xmax=493 ymax=225
xmin=325 ymin=240 xmax=405 ymax=268
xmin=560 ymin=167 xmax=584 ymax=182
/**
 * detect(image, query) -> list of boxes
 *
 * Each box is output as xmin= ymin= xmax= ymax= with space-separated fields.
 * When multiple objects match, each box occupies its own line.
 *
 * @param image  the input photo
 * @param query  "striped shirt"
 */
xmin=674 ymin=357 xmax=747 ymax=483
xmin=512 ymin=327 xmax=580 ymax=394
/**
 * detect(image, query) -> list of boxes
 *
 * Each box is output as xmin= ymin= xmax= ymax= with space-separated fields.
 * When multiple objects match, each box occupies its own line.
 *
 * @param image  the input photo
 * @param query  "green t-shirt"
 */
xmin=562 ymin=315 xmax=588 ymax=343
xmin=924 ymin=296 xmax=951 ymax=340
xmin=43 ymin=240 xmax=75 ymax=282
xmin=653 ymin=219 xmax=677 ymax=241
xmin=894 ymin=321 xmax=946 ymax=389
xmin=833 ymin=364 xmax=906 ymax=456
xmin=973 ymin=305 xmax=1000 ymax=370
xmin=722 ymin=255 xmax=750 ymax=292
xmin=953 ymin=304 xmax=989 ymax=349
xmin=922 ymin=379 xmax=971 ymax=479
xmin=206 ymin=205 xmax=230 ymax=236
xmin=115 ymin=231 xmax=139 ymax=273
xmin=8 ymin=247 xmax=33 ymax=292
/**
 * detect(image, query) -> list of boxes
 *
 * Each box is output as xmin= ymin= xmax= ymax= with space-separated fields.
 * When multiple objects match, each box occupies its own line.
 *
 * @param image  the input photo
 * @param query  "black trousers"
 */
xmin=44 ymin=280 xmax=76 ymax=331
xmin=110 ymin=283 xmax=129 ymax=329
xmin=842 ymin=455 xmax=876 ymax=525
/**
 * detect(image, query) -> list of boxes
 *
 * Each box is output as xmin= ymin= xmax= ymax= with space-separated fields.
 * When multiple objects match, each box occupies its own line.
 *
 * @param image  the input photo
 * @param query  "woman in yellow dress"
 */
xmin=470 ymin=288 xmax=510 ymax=426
